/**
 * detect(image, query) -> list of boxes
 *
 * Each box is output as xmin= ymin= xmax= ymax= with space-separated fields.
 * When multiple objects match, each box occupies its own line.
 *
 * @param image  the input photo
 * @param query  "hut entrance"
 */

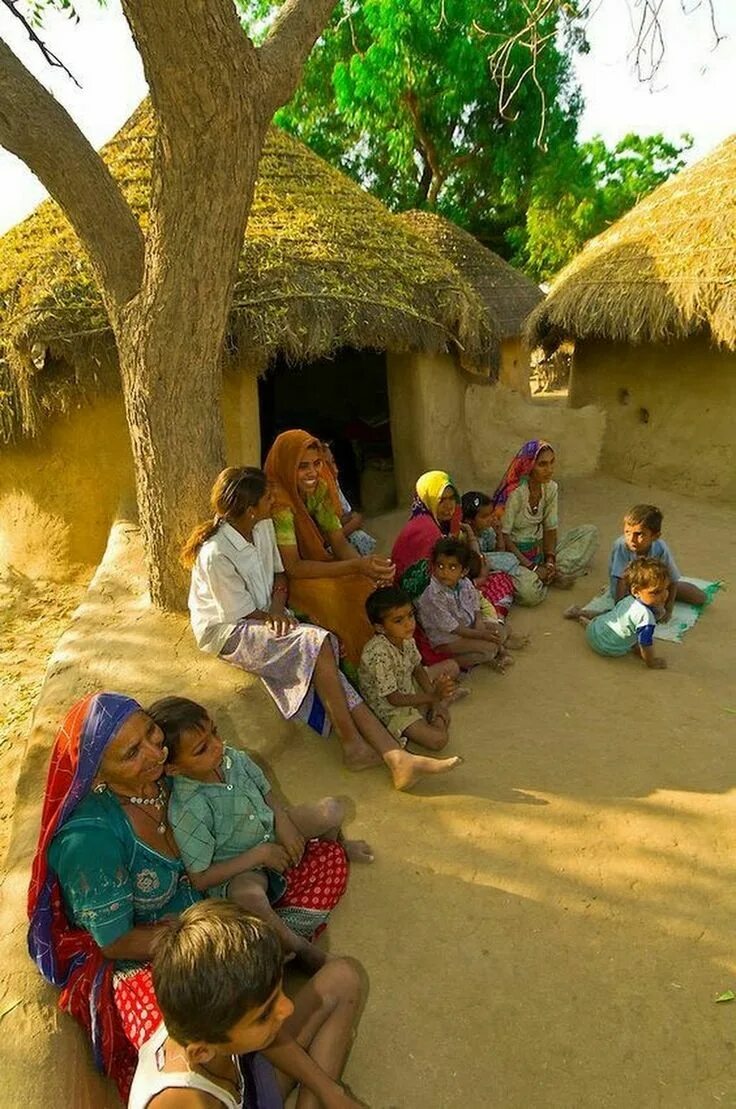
xmin=258 ymin=349 xmax=395 ymax=513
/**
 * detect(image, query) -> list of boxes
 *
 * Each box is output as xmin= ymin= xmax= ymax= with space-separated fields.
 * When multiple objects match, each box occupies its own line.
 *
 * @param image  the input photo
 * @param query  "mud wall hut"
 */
xmin=527 ymin=135 xmax=736 ymax=501
xmin=0 ymin=102 xmax=497 ymax=565
xmin=398 ymin=210 xmax=544 ymax=396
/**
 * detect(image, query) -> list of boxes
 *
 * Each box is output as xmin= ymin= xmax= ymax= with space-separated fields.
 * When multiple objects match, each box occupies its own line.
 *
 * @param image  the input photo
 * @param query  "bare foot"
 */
xmin=448 ymin=686 xmax=471 ymax=703
xmin=341 ymin=737 xmax=383 ymax=771
xmin=490 ymin=651 xmax=514 ymax=672
xmin=563 ymin=605 xmax=583 ymax=620
xmin=384 ymin=749 xmax=463 ymax=791
xmin=344 ymin=839 xmax=375 ymax=863
xmin=505 ymin=632 xmax=530 ymax=650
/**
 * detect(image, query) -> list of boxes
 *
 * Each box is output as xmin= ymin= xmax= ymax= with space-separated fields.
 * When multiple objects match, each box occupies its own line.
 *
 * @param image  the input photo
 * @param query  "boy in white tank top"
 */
xmin=129 ymin=901 xmax=366 ymax=1108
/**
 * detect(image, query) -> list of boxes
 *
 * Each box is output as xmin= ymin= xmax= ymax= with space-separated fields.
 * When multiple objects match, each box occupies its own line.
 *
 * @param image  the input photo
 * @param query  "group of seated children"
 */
xmin=564 ymin=503 xmax=706 ymax=670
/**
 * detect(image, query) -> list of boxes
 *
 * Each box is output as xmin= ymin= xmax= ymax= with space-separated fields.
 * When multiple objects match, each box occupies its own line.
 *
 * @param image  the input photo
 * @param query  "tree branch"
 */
xmin=120 ymin=0 xmax=254 ymax=123
xmin=0 ymin=0 xmax=80 ymax=86
xmin=259 ymin=0 xmax=339 ymax=115
xmin=0 ymin=36 xmax=144 ymax=307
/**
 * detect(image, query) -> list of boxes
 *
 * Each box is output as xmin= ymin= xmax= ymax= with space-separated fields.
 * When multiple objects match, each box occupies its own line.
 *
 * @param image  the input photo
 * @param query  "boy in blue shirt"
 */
xmin=608 ymin=504 xmax=706 ymax=619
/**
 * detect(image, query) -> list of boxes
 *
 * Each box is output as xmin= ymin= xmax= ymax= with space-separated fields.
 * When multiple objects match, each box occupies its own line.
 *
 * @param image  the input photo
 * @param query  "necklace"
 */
xmin=118 ymin=780 xmax=168 ymax=835
xmin=199 ymin=1057 xmax=242 ymax=1098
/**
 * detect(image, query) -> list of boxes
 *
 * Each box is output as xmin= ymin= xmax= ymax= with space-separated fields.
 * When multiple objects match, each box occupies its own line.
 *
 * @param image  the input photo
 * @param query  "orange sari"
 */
xmin=264 ymin=430 xmax=375 ymax=666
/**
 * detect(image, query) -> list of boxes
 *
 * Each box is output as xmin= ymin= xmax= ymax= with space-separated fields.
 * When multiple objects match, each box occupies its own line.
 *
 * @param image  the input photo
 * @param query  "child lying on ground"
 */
xmin=568 ymin=558 xmax=669 ymax=669
xmin=129 ymin=900 xmax=366 ymax=1109
xmin=358 ymin=585 xmax=461 ymax=752
xmin=609 ymin=503 xmax=706 ymax=617
xmin=415 ymin=537 xmax=514 ymax=670
xmin=148 ymin=696 xmax=373 ymax=976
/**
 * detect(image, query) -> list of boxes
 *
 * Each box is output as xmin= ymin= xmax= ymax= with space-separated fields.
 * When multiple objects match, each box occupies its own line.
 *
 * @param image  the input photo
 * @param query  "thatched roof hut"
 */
xmin=399 ymin=210 xmax=544 ymax=342
xmin=525 ymin=136 xmax=736 ymax=502
xmin=0 ymin=101 xmax=492 ymax=444
xmin=527 ymin=135 xmax=736 ymax=352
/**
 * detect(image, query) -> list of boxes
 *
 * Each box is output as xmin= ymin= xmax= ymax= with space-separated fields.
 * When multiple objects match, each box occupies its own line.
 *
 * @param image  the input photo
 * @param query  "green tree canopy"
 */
xmin=239 ymin=0 xmax=691 ymax=279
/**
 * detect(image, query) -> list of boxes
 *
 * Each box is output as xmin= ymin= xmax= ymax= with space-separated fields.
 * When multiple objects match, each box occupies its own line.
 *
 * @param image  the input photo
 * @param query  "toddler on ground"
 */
xmin=415 ymin=537 xmax=513 ymax=670
xmin=570 ymin=558 xmax=669 ymax=669
xmin=148 ymin=696 xmax=373 ymax=975
xmin=358 ymin=585 xmax=460 ymax=751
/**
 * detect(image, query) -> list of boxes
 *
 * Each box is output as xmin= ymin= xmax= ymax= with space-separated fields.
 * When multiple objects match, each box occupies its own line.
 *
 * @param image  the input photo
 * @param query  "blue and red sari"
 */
xmin=27 ymin=692 xmax=144 ymax=1100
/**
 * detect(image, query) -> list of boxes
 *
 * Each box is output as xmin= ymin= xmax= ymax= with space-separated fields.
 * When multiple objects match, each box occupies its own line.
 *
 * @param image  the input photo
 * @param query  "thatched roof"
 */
xmin=527 ymin=135 xmax=736 ymax=352
xmin=397 ymin=210 xmax=544 ymax=342
xmin=0 ymin=102 xmax=492 ymax=443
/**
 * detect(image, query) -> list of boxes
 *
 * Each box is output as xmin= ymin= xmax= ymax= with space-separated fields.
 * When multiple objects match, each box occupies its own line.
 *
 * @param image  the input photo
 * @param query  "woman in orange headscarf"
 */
xmin=265 ymin=430 xmax=394 ymax=667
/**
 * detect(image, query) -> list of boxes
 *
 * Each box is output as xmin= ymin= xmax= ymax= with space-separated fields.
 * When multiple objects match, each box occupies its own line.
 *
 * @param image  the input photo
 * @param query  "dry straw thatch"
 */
xmin=0 ymin=102 xmax=490 ymax=443
xmin=398 ymin=210 xmax=544 ymax=352
xmin=527 ymin=134 xmax=736 ymax=352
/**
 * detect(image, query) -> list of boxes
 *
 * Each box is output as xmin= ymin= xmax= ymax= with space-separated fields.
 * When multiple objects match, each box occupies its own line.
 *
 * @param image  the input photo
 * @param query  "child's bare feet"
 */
xmin=344 ymin=839 xmax=374 ymax=863
xmin=563 ymin=604 xmax=583 ymax=619
xmin=447 ymin=686 xmax=471 ymax=703
xmin=341 ymin=737 xmax=383 ymax=771
xmin=490 ymin=651 xmax=514 ymax=672
xmin=504 ymin=632 xmax=530 ymax=650
xmin=384 ymin=749 xmax=463 ymax=791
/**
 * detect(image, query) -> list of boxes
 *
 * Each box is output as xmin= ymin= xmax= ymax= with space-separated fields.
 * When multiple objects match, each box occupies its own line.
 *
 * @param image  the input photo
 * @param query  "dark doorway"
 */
xmin=258 ymin=349 xmax=393 ymax=508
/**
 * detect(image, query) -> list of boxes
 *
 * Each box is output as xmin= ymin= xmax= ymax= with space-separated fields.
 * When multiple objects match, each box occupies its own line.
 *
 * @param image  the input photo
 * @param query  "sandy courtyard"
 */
xmin=1 ymin=472 xmax=735 ymax=1108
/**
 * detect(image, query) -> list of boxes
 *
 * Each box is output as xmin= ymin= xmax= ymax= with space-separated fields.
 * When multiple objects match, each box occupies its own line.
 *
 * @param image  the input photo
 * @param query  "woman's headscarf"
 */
xmin=27 ymin=692 xmax=141 ymax=1095
xmin=411 ymin=470 xmax=461 ymax=532
xmin=491 ymin=440 xmax=553 ymax=516
xmin=264 ymin=429 xmax=343 ymax=562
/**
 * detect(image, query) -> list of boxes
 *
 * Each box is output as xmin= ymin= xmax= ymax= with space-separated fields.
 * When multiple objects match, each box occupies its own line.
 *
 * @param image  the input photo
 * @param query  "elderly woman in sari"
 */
xmin=492 ymin=439 xmax=598 ymax=606
xmin=28 ymin=694 xmax=201 ymax=1100
xmin=264 ymin=430 xmax=394 ymax=668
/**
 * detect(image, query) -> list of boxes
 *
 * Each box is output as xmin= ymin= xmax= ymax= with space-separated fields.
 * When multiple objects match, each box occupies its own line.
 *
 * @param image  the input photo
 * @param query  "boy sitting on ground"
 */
xmin=358 ymin=586 xmax=460 ymax=752
xmin=609 ymin=504 xmax=705 ymax=618
xmin=415 ymin=537 xmax=513 ymax=670
xmin=128 ymin=900 xmax=366 ymax=1108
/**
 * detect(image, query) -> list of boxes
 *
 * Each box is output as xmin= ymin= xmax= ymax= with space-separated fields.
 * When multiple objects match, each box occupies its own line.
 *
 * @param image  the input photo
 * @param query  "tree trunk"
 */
xmin=1 ymin=0 xmax=337 ymax=609
xmin=114 ymin=116 xmax=268 ymax=609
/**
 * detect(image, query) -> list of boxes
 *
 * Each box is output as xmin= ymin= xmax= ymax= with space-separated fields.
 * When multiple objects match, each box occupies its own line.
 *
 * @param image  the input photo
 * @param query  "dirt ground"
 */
xmin=0 ymin=568 xmax=89 ymax=866
xmin=1 ymin=472 xmax=736 ymax=1108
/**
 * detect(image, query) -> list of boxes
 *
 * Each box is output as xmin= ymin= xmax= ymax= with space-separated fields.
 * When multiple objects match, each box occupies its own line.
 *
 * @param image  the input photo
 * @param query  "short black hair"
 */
xmin=431 ymin=536 xmax=471 ymax=570
xmin=147 ymin=696 xmax=210 ymax=762
xmin=365 ymin=585 xmax=413 ymax=625
xmin=625 ymin=504 xmax=663 ymax=533
xmin=461 ymin=490 xmax=491 ymax=522
xmin=153 ymin=901 xmax=283 ymax=1045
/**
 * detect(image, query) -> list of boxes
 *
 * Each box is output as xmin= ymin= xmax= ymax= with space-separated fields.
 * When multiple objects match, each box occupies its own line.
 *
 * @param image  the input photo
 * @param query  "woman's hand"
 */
xmin=252 ymin=843 xmax=291 ymax=872
xmin=275 ymin=810 xmax=306 ymax=866
xmin=535 ymin=563 xmax=554 ymax=584
xmin=359 ymin=555 xmax=395 ymax=583
xmin=267 ymin=610 xmax=298 ymax=637
xmin=459 ymin=522 xmax=476 ymax=544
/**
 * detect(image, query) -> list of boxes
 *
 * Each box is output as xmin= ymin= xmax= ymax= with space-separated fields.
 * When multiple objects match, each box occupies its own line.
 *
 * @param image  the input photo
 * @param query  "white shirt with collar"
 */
xmin=188 ymin=519 xmax=284 ymax=655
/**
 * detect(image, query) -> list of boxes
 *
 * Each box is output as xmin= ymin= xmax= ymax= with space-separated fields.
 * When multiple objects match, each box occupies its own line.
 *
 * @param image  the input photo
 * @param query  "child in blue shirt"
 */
xmin=574 ymin=558 xmax=669 ymax=668
xmin=609 ymin=504 xmax=706 ymax=618
xmin=148 ymin=696 xmax=373 ymax=975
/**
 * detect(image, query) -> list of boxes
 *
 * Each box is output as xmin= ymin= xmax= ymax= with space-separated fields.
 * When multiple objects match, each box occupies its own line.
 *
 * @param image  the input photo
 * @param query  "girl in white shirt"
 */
xmin=182 ymin=467 xmax=460 ymax=791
